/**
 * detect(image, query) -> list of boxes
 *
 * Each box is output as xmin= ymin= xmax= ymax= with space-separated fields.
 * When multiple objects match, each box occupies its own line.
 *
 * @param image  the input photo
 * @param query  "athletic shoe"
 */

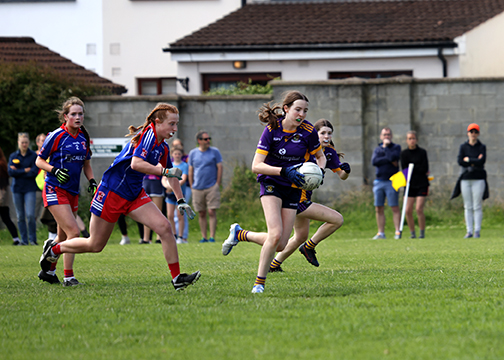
xmin=251 ymin=284 xmax=264 ymax=293
xmin=269 ymin=266 xmax=284 ymax=273
xmin=12 ymin=240 xmax=20 ymax=246
xmin=372 ymin=233 xmax=386 ymax=240
xmin=30 ymin=241 xmax=39 ymax=246
xmin=63 ymin=278 xmax=81 ymax=287
xmin=38 ymin=270 xmax=61 ymax=284
xmin=222 ymin=223 xmax=241 ymax=256
xmin=394 ymin=231 xmax=401 ymax=240
xmin=40 ymin=239 xmax=59 ymax=272
xmin=172 ymin=271 xmax=201 ymax=291
xmin=176 ymin=237 xmax=183 ymax=244
xmin=208 ymin=238 xmax=215 ymax=243
xmin=139 ymin=240 xmax=150 ymax=244
xmin=119 ymin=236 xmax=131 ymax=245
xmin=464 ymin=233 xmax=473 ymax=239
xmin=299 ymin=244 xmax=319 ymax=267
xmin=178 ymin=238 xmax=188 ymax=244
xmin=474 ymin=231 xmax=480 ymax=238
xmin=155 ymin=240 xmax=161 ymax=244
xmin=199 ymin=238 xmax=208 ymax=243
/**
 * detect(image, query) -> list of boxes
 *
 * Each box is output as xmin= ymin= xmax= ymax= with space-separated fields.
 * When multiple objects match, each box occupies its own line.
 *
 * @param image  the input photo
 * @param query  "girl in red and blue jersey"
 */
xmin=222 ymin=91 xmax=326 ymax=293
xmin=36 ymin=97 xmax=97 ymax=286
xmin=39 ymin=103 xmax=200 ymax=291
xmin=223 ymin=118 xmax=351 ymax=273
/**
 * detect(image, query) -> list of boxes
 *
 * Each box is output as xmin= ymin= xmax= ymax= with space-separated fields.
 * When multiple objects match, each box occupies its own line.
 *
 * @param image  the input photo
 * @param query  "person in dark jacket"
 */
xmin=458 ymin=123 xmax=486 ymax=238
xmin=8 ymin=132 xmax=39 ymax=245
xmin=401 ymin=131 xmax=429 ymax=239
xmin=371 ymin=127 xmax=401 ymax=240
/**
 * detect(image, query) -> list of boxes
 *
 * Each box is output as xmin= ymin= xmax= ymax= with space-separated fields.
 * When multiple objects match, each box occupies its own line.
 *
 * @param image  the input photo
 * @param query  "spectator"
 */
xmin=0 ymin=146 xmax=21 ymax=245
xmin=35 ymin=133 xmax=47 ymax=222
xmin=188 ymin=130 xmax=223 ymax=243
xmin=371 ymin=127 xmax=401 ymax=240
xmin=8 ymin=132 xmax=39 ymax=245
xmin=400 ymin=131 xmax=429 ymax=239
xmin=117 ymin=214 xmax=145 ymax=245
xmin=171 ymin=138 xmax=190 ymax=240
xmin=140 ymin=174 xmax=164 ymax=244
xmin=452 ymin=123 xmax=487 ymax=238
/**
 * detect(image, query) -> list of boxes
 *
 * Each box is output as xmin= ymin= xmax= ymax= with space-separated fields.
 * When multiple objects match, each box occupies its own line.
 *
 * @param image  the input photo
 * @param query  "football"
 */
xmin=297 ymin=162 xmax=323 ymax=191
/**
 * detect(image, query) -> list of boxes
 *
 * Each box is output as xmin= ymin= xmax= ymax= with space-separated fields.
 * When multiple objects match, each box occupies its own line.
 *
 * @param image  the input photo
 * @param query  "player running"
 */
xmin=39 ymin=103 xmax=200 ymax=291
xmin=222 ymin=118 xmax=350 ymax=272
xmin=36 ymin=97 xmax=97 ymax=286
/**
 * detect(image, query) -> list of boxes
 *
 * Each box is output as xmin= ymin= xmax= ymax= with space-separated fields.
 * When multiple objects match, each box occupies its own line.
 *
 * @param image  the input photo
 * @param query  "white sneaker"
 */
xmin=176 ymin=237 xmax=183 ymax=244
xmin=119 ymin=236 xmax=131 ymax=245
xmin=222 ymin=223 xmax=242 ymax=255
xmin=251 ymin=284 xmax=264 ymax=293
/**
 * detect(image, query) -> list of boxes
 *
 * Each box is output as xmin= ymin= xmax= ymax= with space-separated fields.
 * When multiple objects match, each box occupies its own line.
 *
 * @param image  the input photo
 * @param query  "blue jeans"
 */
xmin=13 ymin=191 xmax=37 ymax=245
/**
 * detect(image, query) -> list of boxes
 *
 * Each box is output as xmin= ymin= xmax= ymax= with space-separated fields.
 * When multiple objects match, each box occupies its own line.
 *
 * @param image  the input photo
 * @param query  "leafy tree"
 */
xmin=0 ymin=61 xmax=112 ymax=155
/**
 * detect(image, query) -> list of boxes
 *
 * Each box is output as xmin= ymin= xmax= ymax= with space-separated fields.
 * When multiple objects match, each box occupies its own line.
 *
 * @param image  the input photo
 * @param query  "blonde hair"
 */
xmin=127 ymin=103 xmax=179 ymax=146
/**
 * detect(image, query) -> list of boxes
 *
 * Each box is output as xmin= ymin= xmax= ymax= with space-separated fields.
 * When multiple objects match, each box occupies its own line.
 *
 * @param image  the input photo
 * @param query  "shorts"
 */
xmin=297 ymin=190 xmax=313 ymax=214
xmin=192 ymin=183 xmax=221 ymax=212
xmin=406 ymin=186 xmax=429 ymax=197
xmin=165 ymin=192 xmax=177 ymax=205
xmin=143 ymin=177 xmax=165 ymax=197
xmin=90 ymin=184 xmax=152 ymax=223
xmin=260 ymin=180 xmax=301 ymax=210
xmin=43 ymin=183 xmax=79 ymax=212
xmin=373 ymin=179 xmax=399 ymax=207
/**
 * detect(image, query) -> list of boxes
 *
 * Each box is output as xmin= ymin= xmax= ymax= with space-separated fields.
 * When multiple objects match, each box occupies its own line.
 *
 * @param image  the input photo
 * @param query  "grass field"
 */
xmin=1 ymin=219 xmax=504 ymax=360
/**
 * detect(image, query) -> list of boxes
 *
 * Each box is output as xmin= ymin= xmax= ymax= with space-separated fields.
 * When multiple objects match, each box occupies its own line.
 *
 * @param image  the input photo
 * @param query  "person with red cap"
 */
xmin=456 ymin=123 xmax=487 ymax=238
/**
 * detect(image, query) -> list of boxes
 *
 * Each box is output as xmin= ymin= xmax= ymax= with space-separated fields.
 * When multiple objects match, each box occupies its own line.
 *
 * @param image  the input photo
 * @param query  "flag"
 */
xmin=389 ymin=168 xmax=409 ymax=191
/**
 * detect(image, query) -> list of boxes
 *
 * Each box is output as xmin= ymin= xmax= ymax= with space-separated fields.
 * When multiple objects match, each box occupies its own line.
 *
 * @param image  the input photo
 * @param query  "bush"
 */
xmin=203 ymin=78 xmax=277 ymax=96
xmin=0 ymin=61 xmax=112 ymax=155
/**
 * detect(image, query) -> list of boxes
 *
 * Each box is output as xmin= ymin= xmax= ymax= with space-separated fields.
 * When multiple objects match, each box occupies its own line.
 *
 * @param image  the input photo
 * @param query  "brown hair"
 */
xmin=314 ymin=118 xmax=344 ymax=159
xmin=258 ymin=90 xmax=309 ymax=130
xmin=0 ymin=146 xmax=8 ymax=189
xmin=127 ymin=103 xmax=179 ymax=146
xmin=56 ymin=97 xmax=92 ymax=156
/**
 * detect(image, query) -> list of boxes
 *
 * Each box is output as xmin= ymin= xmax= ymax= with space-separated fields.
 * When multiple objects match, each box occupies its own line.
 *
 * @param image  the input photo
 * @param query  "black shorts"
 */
xmin=406 ymin=186 xmax=429 ymax=197
xmin=259 ymin=180 xmax=301 ymax=210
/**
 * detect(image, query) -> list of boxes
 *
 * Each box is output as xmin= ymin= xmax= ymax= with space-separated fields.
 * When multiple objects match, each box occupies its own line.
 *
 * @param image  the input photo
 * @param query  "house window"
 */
xmin=329 ymin=71 xmax=413 ymax=79
xmin=112 ymin=67 xmax=121 ymax=77
xmin=202 ymin=73 xmax=281 ymax=92
xmin=86 ymin=44 xmax=96 ymax=55
xmin=110 ymin=43 xmax=120 ymax=55
xmin=137 ymin=78 xmax=177 ymax=95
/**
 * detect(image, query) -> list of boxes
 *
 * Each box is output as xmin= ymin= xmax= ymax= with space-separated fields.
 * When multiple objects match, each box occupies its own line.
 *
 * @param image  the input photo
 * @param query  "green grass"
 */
xmin=1 ymin=223 xmax=504 ymax=360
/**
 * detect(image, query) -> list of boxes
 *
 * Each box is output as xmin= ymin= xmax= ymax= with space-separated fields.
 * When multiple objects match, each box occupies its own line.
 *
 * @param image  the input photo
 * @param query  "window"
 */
xmin=86 ymin=44 xmax=96 ymax=56
xmin=110 ymin=43 xmax=120 ymax=56
xmin=137 ymin=78 xmax=177 ymax=95
xmin=202 ymin=73 xmax=281 ymax=92
xmin=329 ymin=71 xmax=413 ymax=79
xmin=112 ymin=67 xmax=121 ymax=77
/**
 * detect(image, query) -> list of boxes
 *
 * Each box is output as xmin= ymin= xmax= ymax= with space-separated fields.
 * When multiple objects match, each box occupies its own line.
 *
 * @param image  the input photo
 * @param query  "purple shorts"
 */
xmin=260 ymin=180 xmax=301 ymax=210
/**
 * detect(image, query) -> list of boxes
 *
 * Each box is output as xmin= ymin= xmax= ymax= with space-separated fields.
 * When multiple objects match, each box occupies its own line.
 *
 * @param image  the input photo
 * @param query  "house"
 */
xmin=0 ymin=0 xmax=243 ymax=95
xmin=0 ymin=37 xmax=126 ymax=94
xmin=166 ymin=0 xmax=504 ymax=95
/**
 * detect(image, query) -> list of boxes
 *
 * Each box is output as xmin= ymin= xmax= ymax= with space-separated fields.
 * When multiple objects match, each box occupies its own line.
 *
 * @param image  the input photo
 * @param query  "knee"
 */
xmin=90 ymin=242 xmax=106 ymax=253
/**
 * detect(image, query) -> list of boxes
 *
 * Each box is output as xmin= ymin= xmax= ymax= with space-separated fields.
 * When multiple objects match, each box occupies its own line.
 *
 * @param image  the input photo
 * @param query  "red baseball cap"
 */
xmin=467 ymin=123 xmax=480 ymax=132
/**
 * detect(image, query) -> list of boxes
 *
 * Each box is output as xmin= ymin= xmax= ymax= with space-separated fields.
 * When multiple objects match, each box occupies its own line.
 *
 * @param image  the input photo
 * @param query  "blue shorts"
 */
xmin=260 ymin=180 xmax=301 ymax=210
xmin=165 ymin=192 xmax=177 ymax=205
xmin=143 ymin=177 xmax=164 ymax=197
xmin=373 ymin=179 xmax=399 ymax=207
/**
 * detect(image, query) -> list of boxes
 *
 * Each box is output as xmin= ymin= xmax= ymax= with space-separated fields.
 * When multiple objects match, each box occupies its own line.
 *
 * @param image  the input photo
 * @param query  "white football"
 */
xmin=298 ymin=162 xmax=323 ymax=191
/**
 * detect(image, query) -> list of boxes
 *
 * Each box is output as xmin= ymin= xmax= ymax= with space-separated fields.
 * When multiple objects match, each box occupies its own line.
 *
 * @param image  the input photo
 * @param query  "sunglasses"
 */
xmin=200 ymin=137 xmax=211 ymax=141
xmin=469 ymin=130 xmax=479 ymax=134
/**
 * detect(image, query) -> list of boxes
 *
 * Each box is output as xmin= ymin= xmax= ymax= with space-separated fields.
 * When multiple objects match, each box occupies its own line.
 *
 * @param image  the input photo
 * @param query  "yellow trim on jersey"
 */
xmin=299 ymin=122 xmax=315 ymax=132
xmin=332 ymin=167 xmax=340 ymax=173
xmin=256 ymin=148 xmax=268 ymax=156
xmin=309 ymin=144 xmax=322 ymax=155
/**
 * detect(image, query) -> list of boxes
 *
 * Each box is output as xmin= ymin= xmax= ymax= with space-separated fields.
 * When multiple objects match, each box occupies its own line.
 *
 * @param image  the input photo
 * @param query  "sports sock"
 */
xmin=64 ymin=269 xmax=74 ymax=279
xmin=270 ymin=258 xmax=282 ymax=269
xmin=52 ymin=244 xmax=62 ymax=256
xmin=236 ymin=229 xmax=249 ymax=242
xmin=49 ymin=262 xmax=57 ymax=271
xmin=254 ymin=276 xmax=266 ymax=286
xmin=168 ymin=262 xmax=181 ymax=279
xmin=304 ymin=238 xmax=317 ymax=250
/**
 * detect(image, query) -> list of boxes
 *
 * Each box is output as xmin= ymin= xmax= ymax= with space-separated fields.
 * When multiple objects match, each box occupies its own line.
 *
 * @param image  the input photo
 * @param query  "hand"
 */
xmin=340 ymin=162 xmax=351 ymax=174
xmin=51 ymin=167 xmax=70 ymax=184
xmin=464 ymin=157 xmax=469 ymax=162
xmin=162 ymin=167 xmax=182 ymax=180
xmin=177 ymin=198 xmax=195 ymax=220
xmin=382 ymin=138 xmax=391 ymax=147
xmin=280 ymin=164 xmax=305 ymax=188
xmin=88 ymin=178 xmax=98 ymax=194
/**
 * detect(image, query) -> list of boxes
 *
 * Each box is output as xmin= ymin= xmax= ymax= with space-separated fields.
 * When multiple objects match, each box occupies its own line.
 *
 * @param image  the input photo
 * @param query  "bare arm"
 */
xmin=83 ymin=160 xmax=95 ymax=181
xmin=131 ymin=156 xmax=163 ymax=176
xmin=216 ymin=162 xmax=223 ymax=186
xmin=188 ymin=165 xmax=194 ymax=188
xmin=251 ymin=152 xmax=282 ymax=176
xmin=314 ymin=148 xmax=326 ymax=169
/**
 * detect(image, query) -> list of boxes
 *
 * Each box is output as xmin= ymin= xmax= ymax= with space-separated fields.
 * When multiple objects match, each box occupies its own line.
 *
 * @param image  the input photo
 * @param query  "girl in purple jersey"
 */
xmin=223 ymin=91 xmax=326 ymax=293
xmin=223 ymin=119 xmax=351 ymax=273
xmin=36 ymin=97 xmax=97 ymax=286
xmin=39 ymin=103 xmax=200 ymax=291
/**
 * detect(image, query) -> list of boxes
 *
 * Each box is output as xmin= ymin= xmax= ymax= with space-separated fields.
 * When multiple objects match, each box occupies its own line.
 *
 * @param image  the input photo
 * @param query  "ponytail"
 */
xmin=127 ymin=103 xmax=179 ymax=146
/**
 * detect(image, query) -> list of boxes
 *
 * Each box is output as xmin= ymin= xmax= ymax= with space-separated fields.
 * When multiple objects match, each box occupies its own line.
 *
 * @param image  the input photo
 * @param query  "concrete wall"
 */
xmin=83 ymin=77 xmax=504 ymax=204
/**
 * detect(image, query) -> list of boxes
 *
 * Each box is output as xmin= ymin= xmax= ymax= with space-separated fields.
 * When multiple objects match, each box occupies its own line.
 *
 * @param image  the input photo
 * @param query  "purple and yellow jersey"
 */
xmin=101 ymin=123 xmax=172 ymax=201
xmin=38 ymin=124 xmax=91 ymax=195
xmin=256 ymin=118 xmax=321 ymax=187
